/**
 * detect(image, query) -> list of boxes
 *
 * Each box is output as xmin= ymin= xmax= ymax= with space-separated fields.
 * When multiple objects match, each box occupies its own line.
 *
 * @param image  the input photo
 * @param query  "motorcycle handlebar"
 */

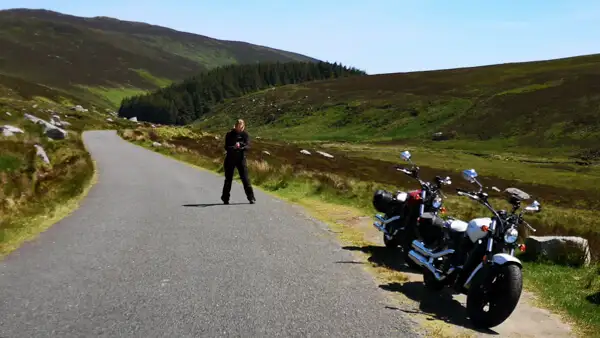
xmin=456 ymin=188 xmax=480 ymax=201
xmin=394 ymin=166 xmax=413 ymax=176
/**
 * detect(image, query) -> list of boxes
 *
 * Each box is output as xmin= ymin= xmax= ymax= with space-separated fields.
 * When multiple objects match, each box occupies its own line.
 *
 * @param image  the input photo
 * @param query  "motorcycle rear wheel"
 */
xmin=383 ymin=234 xmax=400 ymax=248
xmin=466 ymin=264 xmax=523 ymax=329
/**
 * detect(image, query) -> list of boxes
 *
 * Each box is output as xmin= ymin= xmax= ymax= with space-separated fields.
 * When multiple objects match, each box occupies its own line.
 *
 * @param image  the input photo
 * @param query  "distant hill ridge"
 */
xmin=0 ymin=8 xmax=318 ymax=106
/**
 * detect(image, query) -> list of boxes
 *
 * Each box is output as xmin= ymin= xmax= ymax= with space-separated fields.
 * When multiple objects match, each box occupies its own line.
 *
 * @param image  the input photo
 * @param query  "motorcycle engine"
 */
xmin=418 ymin=212 xmax=446 ymax=246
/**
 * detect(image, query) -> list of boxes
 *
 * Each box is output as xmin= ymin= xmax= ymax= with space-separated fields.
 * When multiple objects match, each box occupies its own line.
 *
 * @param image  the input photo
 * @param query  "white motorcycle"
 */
xmin=407 ymin=168 xmax=540 ymax=328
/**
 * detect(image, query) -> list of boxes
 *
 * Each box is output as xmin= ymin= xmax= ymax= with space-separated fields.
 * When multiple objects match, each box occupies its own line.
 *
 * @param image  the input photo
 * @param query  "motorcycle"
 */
xmin=407 ymin=168 xmax=540 ymax=329
xmin=372 ymin=150 xmax=452 ymax=268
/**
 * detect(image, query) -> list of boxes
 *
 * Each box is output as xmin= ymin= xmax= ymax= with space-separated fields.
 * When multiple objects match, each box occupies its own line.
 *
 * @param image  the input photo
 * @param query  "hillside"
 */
xmin=0 ymin=8 xmax=318 ymax=107
xmin=196 ymin=53 xmax=600 ymax=155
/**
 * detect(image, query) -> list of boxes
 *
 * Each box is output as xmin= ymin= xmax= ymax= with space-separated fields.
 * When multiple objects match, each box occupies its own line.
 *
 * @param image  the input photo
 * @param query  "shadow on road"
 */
xmin=342 ymin=245 xmax=417 ymax=273
xmin=343 ymin=244 xmax=497 ymax=335
xmin=183 ymin=203 xmax=247 ymax=207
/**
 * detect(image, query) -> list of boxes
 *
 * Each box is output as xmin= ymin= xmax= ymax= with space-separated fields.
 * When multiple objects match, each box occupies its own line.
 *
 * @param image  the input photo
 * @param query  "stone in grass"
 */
xmin=1 ymin=125 xmax=24 ymax=137
xmin=525 ymin=236 xmax=592 ymax=267
xmin=34 ymin=144 xmax=50 ymax=164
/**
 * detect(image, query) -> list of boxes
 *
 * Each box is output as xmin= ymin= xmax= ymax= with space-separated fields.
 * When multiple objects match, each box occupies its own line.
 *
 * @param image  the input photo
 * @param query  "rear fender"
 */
xmin=463 ymin=254 xmax=522 ymax=290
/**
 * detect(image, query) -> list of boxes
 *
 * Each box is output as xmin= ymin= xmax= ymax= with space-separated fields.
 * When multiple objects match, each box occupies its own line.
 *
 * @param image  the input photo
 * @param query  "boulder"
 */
xmin=1 ymin=125 xmax=24 ymax=137
xmin=525 ymin=236 xmax=592 ymax=266
xmin=152 ymin=142 xmax=162 ymax=147
xmin=24 ymin=113 xmax=68 ymax=139
xmin=300 ymin=149 xmax=311 ymax=155
xmin=262 ymin=150 xmax=271 ymax=156
xmin=5 ymin=111 xmax=11 ymax=116
xmin=72 ymin=105 xmax=87 ymax=112
xmin=316 ymin=150 xmax=334 ymax=158
xmin=129 ymin=117 xmax=138 ymax=122
xmin=34 ymin=144 xmax=50 ymax=164
xmin=45 ymin=126 xmax=68 ymax=140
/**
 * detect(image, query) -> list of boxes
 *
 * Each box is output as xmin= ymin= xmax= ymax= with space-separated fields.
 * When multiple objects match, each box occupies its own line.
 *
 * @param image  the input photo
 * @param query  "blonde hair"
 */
xmin=234 ymin=119 xmax=245 ymax=131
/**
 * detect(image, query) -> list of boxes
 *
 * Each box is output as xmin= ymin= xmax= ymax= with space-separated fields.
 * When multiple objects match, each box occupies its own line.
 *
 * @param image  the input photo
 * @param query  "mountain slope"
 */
xmin=196 ymin=53 xmax=600 ymax=153
xmin=0 ymin=8 xmax=318 ymax=106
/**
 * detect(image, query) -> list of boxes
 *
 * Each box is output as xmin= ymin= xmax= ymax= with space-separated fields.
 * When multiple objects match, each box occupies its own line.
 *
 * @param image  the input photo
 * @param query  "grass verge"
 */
xmin=0 ymin=100 xmax=102 ymax=258
xmin=121 ymin=127 xmax=599 ymax=337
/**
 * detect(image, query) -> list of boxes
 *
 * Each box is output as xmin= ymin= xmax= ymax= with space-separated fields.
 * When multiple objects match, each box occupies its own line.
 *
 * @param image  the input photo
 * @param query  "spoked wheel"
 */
xmin=466 ymin=264 xmax=523 ymax=329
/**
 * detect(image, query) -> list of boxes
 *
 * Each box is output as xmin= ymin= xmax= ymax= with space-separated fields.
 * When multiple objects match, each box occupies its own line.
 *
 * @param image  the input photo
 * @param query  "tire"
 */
xmin=383 ymin=234 xmax=400 ymax=248
xmin=423 ymin=270 xmax=445 ymax=291
xmin=401 ymin=231 xmax=421 ymax=270
xmin=466 ymin=264 xmax=523 ymax=329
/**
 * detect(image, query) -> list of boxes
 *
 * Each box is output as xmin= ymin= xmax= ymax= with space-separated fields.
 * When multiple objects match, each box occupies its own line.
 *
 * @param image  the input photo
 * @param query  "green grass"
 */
xmin=196 ymin=53 xmax=600 ymax=156
xmin=80 ymin=85 xmax=148 ymax=108
xmin=523 ymin=262 xmax=600 ymax=337
xmin=131 ymin=69 xmax=173 ymax=88
xmin=123 ymin=127 xmax=598 ymax=337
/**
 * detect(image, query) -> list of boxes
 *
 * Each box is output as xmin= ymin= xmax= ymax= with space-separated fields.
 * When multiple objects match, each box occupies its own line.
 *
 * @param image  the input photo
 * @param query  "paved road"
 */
xmin=0 ymin=130 xmax=420 ymax=337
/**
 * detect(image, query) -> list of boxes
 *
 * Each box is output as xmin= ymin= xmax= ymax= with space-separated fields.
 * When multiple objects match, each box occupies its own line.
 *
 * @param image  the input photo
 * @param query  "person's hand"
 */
xmin=235 ymin=142 xmax=240 ymax=149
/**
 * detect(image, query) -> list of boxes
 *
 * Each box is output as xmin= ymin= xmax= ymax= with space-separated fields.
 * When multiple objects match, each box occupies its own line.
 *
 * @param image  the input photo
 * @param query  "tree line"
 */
xmin=118 ymin=61 xmax=366 ymax=125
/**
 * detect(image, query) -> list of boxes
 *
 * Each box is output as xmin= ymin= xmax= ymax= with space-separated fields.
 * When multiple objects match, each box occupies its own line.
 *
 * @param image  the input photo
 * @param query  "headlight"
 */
xmin=504 ymin=227 xmax=519 ymax=244
xmin=432 ymin=196 xmax=442 ymax=209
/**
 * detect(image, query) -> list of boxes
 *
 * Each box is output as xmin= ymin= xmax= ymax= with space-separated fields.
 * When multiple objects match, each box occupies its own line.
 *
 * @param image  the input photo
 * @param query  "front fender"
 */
xmin=463 ymin=254 xmax=522 ymax=290
xmin=492 ymin=253 xmax=522 ymax=268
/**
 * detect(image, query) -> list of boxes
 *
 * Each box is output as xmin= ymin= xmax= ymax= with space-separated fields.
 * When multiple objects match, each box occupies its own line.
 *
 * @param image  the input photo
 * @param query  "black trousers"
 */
xmin=221 ymin=155 xmax=255 ymax=202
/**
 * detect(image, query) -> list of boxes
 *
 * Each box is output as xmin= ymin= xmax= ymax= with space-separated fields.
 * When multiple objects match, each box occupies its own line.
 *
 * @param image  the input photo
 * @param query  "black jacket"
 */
xmin=224 ymin=129 xmax=250 ymax=157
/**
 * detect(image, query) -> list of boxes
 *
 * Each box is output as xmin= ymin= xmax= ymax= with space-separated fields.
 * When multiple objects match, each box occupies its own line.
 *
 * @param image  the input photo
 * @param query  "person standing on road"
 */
xmin=221 ymin=119 xmax=256 ymax=205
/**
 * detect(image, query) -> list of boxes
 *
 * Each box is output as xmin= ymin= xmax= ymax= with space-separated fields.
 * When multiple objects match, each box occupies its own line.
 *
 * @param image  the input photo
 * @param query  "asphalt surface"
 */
xmin=0 ymin=130 xmax=420 ymax=337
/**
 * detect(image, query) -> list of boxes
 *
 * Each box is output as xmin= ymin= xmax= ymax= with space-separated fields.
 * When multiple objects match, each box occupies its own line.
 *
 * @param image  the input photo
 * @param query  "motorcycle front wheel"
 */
xmin=466 ymin=264 xmax=523 ymax=329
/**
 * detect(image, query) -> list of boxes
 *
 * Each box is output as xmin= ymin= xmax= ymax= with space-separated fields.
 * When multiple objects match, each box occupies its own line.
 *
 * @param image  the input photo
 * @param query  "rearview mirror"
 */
xmin=524 ymin=200 xmax=541 ymax=213
xmin=400 ymin=150 xmax=411 ymax=162
xmin=462 ymin=169 xmax=478 ymax=183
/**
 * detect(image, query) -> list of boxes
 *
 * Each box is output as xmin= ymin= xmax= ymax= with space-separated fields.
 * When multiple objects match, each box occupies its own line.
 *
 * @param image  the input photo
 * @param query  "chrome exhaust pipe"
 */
xmin=372 ymin=221 xmax=388 ymax=234
xmin=408 ymin=250 xmax=444 ymax=281
xmin=411 ymin=240 xmax=455 ymax=259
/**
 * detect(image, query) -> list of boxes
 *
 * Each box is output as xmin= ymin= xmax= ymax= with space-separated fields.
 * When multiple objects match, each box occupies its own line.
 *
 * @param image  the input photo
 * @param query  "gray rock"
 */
xmin=24 ymin=113 xmax=67 ymax=139
xmin=1 ymin=125 xmax=24 ymax=137
xmin=262 ymin=150 xmax=271 ymax=156
xmin=129 ymin=117 xmax=138 ymax=122
xmin=300 ymin=149 xmax=311 ymax=155
xmin=525 ymin=236 xmax=592 ymax=266
xmin=34 ymin=144 xmax=50 ymax=164
xmin=316 ymin=151 xmax=334 ymax=158
xmin=152 ymin=142 xmax=162 ymax=147
xmin=45 ymin=126 xmax=68 ymax=140
xmin=5 ymin=111 xmax=11 ymax=116
xmin=72 ymin=105 xmax=87 ymax=112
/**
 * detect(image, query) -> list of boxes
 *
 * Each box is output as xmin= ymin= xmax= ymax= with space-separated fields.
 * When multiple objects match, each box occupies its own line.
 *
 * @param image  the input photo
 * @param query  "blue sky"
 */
xmin=2 ymin=0 xmax=599 ymax=74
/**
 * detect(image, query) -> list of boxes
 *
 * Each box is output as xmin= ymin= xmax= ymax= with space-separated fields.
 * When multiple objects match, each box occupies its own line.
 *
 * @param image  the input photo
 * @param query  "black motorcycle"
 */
xmin=407 ymin=168 xmax=540 ymax=328
xmin=372 ymin=150 xmax=452 ymax=267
